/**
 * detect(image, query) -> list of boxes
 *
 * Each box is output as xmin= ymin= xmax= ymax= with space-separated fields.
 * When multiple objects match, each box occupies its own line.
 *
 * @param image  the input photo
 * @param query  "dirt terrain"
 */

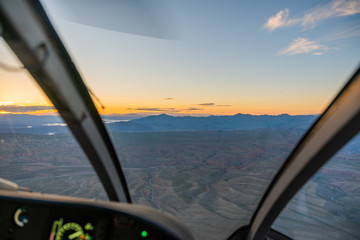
xmin=0 ymin=130 xmax=359 ymax=240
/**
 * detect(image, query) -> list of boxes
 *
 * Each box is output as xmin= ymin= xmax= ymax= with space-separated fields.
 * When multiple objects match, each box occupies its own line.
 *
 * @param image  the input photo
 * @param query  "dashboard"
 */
xmin=0 ymin=190 xmax=194 ymax=240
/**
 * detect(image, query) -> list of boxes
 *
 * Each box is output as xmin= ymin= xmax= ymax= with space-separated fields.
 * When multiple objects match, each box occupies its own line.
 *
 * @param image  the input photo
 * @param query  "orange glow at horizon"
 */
xmin=0 ymin=37 xmax=338 ymax=118
xmin=0 ymin=109 xmax=58 ymax=115
xmin=0 ymin=100 xmax=324 ymax=116
xmin=0 ymin=12 xmax=355 ymax=119
xmin=0 ymin=107 xmax=322 ymax=116
xmin=94 ymin=103 xmax=323 ymax=116
xmin=0 ymin=48 xmax=331 ymax=117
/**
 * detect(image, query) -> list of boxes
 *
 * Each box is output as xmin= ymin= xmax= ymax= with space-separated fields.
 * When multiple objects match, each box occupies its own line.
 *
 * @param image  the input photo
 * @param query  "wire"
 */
xmin=0 ymin=61 xmax=25 ymax=72
xmin=88 ymin=87 xmax=105 ymax=109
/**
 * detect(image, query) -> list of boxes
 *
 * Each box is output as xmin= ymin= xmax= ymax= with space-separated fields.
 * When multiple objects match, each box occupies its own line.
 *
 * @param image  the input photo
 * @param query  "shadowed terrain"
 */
xmin=0 ymin=124 xmax=359 ymax=239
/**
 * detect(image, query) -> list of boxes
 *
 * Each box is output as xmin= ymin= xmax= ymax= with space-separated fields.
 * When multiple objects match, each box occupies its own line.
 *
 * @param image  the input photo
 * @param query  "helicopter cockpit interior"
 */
xmin=0 ymin=1 xmax=359 ymax=240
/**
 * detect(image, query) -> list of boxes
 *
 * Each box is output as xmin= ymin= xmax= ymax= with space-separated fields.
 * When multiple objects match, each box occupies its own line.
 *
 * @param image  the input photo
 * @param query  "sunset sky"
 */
xmin=1 ymin=0 xmax=360 ymax=116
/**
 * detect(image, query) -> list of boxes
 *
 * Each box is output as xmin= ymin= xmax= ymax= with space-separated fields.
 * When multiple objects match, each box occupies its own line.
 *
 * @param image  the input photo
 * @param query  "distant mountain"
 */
xmin=0 ymin=114 xmax=63 ymax=126
xmin=0 ymin=114 xmax=68 ymax=135
xmin=111 ymin=113 xmax=317 ymax=132
xmin=101 ymin=113 xmax=147 ymax=121
xmin=0 ymin=113 xmax=318 ymax=134
xmin=105 ymin=121 xmax=152 ymax=132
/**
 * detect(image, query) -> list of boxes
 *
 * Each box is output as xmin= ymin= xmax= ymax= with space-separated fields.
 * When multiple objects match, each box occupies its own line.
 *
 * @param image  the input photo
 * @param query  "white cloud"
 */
xmin=264 ymin=0 xmax=360 ymax=32
xmin=278 ymin=37 xmax=328 ymax=55
xmin=263 ymin=8 xmax=300 ymax=32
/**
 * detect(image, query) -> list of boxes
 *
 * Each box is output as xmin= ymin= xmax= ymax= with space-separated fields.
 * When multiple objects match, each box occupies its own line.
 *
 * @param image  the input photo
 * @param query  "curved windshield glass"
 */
xmin=0 ymin=40 xmax=108 ymax=200
xmin=29 ymin=0 xmax=360 ymax=239
xmin=273 ymin=133 xmax=360 ymax=240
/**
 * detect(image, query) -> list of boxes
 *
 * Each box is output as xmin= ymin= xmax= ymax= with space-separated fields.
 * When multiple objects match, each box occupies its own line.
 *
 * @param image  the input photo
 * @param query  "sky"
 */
xmin=1 ymin=0 xmax=360 ymax=116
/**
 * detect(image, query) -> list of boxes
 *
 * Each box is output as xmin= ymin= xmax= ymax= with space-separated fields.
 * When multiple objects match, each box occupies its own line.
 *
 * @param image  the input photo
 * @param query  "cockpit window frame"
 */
xmin=0 ymin=0 xmax=131 ymax=202
xmin=245 ymin=66 xmax=360 ymax=240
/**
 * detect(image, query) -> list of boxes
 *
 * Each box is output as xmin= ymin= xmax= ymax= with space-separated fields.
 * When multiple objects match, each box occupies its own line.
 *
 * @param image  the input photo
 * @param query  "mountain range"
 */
xmin=0 ymin=113 xmax=317 ymax=134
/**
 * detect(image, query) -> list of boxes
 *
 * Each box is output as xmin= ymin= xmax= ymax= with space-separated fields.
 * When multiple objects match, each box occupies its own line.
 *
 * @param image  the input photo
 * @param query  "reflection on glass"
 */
xmin=273 ymin=134 xmax=360 ymax=240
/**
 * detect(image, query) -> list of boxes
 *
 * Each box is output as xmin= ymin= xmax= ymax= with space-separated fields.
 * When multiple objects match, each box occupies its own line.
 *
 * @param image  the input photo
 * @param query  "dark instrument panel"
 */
xmin=0 ymin=190 xmax=194 ymax=240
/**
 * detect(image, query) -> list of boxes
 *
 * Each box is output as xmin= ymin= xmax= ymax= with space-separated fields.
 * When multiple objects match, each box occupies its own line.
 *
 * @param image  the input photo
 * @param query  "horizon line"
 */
xmin=0 ymin=111 xmax=320 ymax=117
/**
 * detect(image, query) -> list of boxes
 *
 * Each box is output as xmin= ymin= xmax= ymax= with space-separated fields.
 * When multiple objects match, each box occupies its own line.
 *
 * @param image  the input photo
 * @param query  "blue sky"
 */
xmin=1 ymin=0 xmax=360 ymax=115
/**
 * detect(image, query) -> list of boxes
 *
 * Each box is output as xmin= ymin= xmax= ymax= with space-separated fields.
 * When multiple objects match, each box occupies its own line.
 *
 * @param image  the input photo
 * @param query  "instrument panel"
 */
xmin=0 ymin=190 xmax=194 ymax=240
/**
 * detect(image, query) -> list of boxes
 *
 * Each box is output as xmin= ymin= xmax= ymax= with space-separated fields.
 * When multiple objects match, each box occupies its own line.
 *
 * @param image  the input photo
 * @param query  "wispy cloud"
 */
xmin=312 ymin=52 xmax=325 ymax=55
xmin=128 ymin=107 xmax=178 ymax=112
xmin=196 ymin=103 xmax=231 ymax=107
xmin=278 ymin=37 xmax=328 ymax=55
xmin=264 ymin=0 xmax=360 ymax=32
xmin=0 ymin=102 xmax=15 ymax=105
xmin=0 ymin=105 xmax=55 ymax=113
xmin=163 ymin=98 xmax=174 ymax=100
xmin=322 ymin=24 xmax=360 ymax=41
xmin=302 ymin=0 xmax=360 ymax=29
xmin=128 ymin=103 xmax=231 ymax=113
xmin=187 ymin=107 xmax=203 ymax=111
xmin=198 ymin=103 xmax=215 ymax=106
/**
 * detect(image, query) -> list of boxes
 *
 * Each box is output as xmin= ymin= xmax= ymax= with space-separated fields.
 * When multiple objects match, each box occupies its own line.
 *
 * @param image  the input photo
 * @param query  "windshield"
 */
xmin=3 ymin=0 xmax=360 ymax=239
xmin=0 ymin=40 xmax=108 ymax=200
xmin=273 ymin=133 xmax=360 ymax=240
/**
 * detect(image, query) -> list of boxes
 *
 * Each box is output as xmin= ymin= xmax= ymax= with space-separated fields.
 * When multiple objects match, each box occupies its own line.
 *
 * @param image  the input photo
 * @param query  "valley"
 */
xmin=0 ymin=126 xmax=359 ymax=239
